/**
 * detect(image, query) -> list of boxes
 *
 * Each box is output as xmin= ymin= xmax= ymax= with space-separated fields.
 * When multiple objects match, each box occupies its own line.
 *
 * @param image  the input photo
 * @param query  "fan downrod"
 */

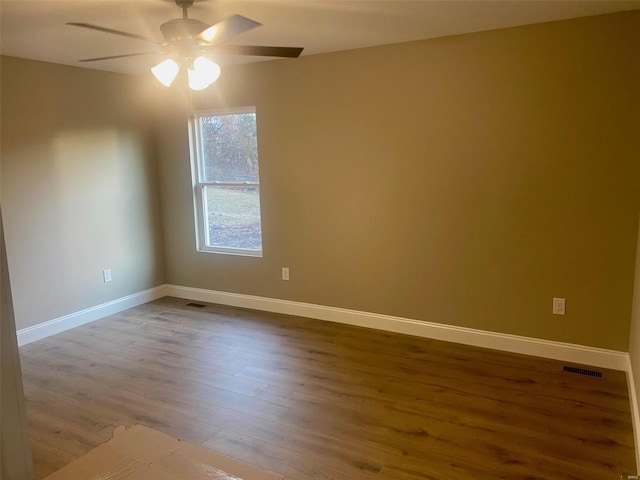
xmin=175 ymin=0 xmax=195 ymax=19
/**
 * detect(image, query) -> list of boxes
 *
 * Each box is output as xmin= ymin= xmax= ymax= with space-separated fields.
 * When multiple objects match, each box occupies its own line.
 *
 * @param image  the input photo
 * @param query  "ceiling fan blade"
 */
xmin=198 ymin=15 xmax=261 ymax=44
xmin=67 ymin=22 xmax=163 ymax=45
xmin=213 ymin=45 xmax=304 ymax=58
xmin=78 ymin=52 xmax=163 ymax=63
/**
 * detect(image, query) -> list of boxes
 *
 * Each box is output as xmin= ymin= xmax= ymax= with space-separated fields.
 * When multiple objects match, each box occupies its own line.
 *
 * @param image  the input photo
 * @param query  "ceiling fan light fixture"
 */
xmin=187 ymin=56 xmax=221 ymax=91
xmin=151 ymin=59 xmax=180 ymax=87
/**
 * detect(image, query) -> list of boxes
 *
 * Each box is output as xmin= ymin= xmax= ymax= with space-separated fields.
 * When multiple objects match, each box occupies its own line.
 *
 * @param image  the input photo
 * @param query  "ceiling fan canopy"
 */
xmin=67 ymin=0 xmax=304 ymax=89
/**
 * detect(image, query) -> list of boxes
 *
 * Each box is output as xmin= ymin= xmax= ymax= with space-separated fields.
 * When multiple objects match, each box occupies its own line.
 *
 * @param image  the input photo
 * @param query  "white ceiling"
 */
xmin=1 ymin=0 xmax=639 ymax=76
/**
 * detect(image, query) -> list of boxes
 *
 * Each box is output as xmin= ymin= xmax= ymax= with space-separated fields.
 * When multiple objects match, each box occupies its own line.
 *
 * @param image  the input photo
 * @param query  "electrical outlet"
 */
xmin=282 ymin=267 xmax=289 ymax=281
xmin=552 ymin=297 xmax=565 ymax=315
xmin=103 ymin=268 xmax=112 ymax=283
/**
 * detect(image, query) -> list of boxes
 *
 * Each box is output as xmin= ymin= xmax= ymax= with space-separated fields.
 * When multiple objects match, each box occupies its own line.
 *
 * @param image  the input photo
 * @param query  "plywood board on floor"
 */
xmin=44 ymin=425 xmax=283 ymax=480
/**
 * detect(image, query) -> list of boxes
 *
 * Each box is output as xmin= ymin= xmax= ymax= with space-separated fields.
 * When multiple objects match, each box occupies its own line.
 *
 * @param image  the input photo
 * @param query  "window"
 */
xmin=191 ymin=107 xmax=263 ymax=256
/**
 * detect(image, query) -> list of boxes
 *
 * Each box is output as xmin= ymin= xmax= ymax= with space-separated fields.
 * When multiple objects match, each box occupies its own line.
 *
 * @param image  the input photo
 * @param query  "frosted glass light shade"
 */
xmin=188 ymin=56 xmax=221 ymax=91
xmin=151 ymin=59 xmax=180 ymax=87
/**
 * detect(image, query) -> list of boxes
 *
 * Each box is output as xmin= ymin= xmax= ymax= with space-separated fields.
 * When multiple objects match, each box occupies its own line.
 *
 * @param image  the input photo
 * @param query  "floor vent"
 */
xmin=186 ymin=302 xmax=206 ymax=308
xmin=563 ymin=366 xmax=602 ymax=378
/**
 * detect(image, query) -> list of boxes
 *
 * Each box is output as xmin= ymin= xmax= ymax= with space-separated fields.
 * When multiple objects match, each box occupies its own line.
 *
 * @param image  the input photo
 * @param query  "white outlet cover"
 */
xmin=552 ymin=297 xmax=565 ymax=315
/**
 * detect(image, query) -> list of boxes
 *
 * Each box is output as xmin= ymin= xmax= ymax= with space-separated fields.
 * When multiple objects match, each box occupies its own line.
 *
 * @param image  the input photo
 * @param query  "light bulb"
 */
xmin=151 ymin=59 xmax=179 ymax=87
xmin=188 ymin=56 xmax=221 ymax=91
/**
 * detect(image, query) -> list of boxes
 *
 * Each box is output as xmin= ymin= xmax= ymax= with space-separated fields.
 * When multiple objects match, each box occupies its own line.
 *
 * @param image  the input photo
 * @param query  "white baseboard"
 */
xmin=17 ymin=282 xmax=630 ymax=371
xmin=17 ymin=285 xmax=168 ymax=346
xmin=164 ymin=284 xmax=629 ymax=372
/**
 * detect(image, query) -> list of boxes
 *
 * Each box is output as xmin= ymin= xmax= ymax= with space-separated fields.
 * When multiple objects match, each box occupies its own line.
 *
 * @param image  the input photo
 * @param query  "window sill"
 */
xmin=197 ymin=246 xmax=263 ymax=258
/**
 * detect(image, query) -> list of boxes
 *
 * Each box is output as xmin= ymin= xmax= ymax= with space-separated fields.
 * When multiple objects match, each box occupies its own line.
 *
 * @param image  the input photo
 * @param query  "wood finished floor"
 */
xmin=19 ymin=296 xmax=635 ymax=480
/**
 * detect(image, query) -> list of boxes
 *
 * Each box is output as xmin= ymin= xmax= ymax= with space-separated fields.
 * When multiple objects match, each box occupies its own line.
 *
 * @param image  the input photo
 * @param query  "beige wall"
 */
xmin=0 ymin=56 xmax=165 ymax=330
xmin=1 ymin=12 xmax=638 ymax=351
xmin=158 ymin=11 xmax=640 ymax=351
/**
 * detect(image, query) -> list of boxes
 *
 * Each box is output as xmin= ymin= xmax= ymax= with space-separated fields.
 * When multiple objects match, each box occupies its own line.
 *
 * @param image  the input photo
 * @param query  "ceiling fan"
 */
xmin=67 ymin=0 xmax=304 ymax=90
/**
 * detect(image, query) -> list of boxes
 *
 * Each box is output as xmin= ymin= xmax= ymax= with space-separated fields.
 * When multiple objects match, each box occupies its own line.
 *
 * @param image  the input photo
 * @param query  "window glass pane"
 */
xmin=199 ymin=113 xmax=258 ymax=183
xmin=204 ymin=185 xmax=262 ymax=250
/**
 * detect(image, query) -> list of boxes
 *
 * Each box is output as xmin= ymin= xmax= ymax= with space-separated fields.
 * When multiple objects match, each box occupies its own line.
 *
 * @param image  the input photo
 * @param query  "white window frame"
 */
xmin=190 ymin=106 xmax=263 ymax=257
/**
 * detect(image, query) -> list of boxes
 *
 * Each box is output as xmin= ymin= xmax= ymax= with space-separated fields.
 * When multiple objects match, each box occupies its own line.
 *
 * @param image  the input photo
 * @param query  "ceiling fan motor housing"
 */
xmin=160 ymin=18 xmax=209 ymax=43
